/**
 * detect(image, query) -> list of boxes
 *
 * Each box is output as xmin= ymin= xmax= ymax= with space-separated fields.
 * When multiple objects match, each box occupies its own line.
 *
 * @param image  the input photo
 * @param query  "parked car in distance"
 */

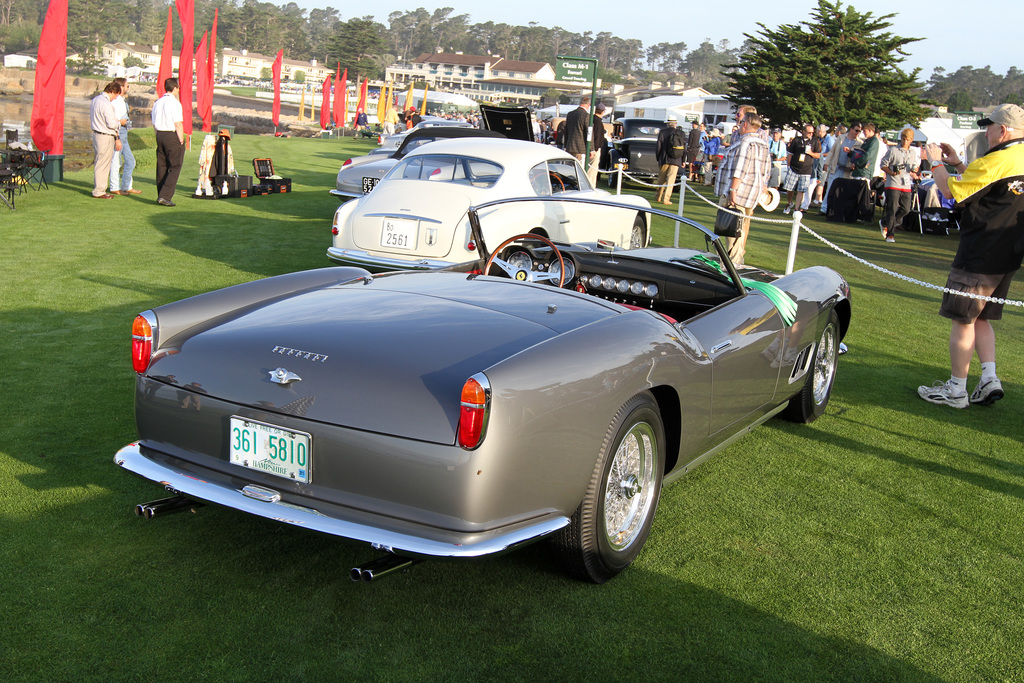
xmin=379 ymin=117 xmax=475 ymax=148
xmin=608 ymin=118 xmax=668 ymax=186
xmin=328 ymin=138 xmax=652 ymax=271
xmin=334 ymin=128 xmax=507 ymax=199
xmin=116 ymin=199 xmax=850 ymax=583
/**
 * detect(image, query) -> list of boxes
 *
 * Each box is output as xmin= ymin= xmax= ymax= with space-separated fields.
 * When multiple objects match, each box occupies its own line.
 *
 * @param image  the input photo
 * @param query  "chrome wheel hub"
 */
xmin=603 ymin=422 xmax=657 ymax=551
xmin=812 ymin=324 xmax=837 ymax=405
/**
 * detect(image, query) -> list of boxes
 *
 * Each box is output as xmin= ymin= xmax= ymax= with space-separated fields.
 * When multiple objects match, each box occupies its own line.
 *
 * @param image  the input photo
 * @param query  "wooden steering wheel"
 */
xmin=483 ymin=233 xmax=566 ymax=288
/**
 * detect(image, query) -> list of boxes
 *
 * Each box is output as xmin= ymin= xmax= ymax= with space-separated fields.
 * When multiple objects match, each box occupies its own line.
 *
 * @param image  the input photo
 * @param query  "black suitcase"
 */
xmin=213 ymin=174 xmax=252 ymax=198
xmin=826 ymin=178 xmax=873 ymax=223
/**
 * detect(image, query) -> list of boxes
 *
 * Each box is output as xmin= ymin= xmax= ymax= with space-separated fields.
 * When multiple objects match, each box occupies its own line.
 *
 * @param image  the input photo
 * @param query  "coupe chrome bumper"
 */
xmin=115 ymin=443 xmax=568 ymax=559
xmin=325 ymin=247 xmax=454 ymax=272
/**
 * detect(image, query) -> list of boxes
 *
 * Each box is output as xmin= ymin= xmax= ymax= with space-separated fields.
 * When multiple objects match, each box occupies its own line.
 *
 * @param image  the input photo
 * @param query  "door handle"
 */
xmin=710 ymin=340 xmax=733 ymax=354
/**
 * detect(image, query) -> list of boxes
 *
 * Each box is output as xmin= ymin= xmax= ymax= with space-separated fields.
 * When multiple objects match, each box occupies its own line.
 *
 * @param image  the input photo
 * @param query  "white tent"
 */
xmin=911 ymin=117 xmax=988 ymax=163
xmin=614 ymin=94 xmax=732 ymax=124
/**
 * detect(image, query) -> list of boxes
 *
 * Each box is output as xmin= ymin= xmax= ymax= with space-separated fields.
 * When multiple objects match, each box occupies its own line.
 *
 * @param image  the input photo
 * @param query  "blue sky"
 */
xmin=294 ymin=0 xmax=1016 ymax=78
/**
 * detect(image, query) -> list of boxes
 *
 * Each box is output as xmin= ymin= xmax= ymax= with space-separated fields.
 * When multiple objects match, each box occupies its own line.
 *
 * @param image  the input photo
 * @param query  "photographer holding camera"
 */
xmin=878 ymin=127 xmax=920 ymax=242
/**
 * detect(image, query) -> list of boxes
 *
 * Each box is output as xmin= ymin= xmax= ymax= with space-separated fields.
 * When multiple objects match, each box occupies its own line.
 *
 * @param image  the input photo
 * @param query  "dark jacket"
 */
xmin=562 ymin=105 xmax=589 ymax=156
xmin=655 ymin=125 xmax=685 ymax=167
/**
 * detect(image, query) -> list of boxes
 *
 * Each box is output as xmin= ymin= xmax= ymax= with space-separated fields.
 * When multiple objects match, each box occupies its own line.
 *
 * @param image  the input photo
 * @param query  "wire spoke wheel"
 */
xmin=603 ymin=422 xmax=656 ymax=551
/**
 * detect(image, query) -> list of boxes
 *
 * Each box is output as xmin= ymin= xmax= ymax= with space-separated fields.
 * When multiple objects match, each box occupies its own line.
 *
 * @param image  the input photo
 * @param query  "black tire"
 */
xmin=784 ymin=310 xmax=840 ymax=423
xmin=629 ymin=215 xmax=647 ymax=249
xmin=555 ymin=392 xmax=664 ymax=583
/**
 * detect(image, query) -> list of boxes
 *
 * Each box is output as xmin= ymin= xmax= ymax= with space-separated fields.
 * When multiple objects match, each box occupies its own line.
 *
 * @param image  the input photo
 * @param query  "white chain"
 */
xmin=675 ymin=183 xmax=1024 ymax=308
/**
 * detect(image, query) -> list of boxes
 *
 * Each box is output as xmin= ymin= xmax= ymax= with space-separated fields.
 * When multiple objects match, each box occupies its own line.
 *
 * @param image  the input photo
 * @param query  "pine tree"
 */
xmin=727 ymin=0 xmax=928 ymax=129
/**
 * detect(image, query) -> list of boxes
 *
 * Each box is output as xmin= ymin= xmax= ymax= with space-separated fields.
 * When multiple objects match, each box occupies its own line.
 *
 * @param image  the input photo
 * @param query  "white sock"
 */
xmin=980 ymin=362 xmax=997 ymax=382
xmin=949 ymin=376 xmax=967 ymax=394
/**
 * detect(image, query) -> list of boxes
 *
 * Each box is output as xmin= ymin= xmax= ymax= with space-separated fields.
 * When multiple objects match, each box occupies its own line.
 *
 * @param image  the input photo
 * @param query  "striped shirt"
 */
xmin=715 ymin=132 xmax=771 ymax=209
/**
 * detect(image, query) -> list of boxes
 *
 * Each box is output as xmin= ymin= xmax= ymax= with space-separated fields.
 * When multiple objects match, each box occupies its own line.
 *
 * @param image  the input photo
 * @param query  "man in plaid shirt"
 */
xmin=714 ymin=112 xmax=771 ymax=264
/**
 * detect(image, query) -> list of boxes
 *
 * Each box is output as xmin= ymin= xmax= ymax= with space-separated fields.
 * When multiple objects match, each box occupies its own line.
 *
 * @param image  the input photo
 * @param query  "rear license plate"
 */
xmin=362 ymin=177 xmax=379 ymax=193
xmin=229 ymin=417 xmax=311 ymax=483
xmin=380 ymin=217 xmax=417 ymax=250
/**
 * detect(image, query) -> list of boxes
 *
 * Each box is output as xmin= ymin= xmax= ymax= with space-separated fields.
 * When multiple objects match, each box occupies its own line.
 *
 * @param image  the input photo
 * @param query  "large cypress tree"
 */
xmin=727 ymin=1 xmax=928 ymax=129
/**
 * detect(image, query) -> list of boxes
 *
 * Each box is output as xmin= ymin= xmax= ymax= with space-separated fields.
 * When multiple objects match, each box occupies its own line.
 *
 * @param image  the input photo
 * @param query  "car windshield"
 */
xmin=624 ymin=122 xmax=664 ymax=137
xmin=388 ymin=154 xmax=504 ymax=188
xmin=528 ymin=159 xmax=591 ymax=195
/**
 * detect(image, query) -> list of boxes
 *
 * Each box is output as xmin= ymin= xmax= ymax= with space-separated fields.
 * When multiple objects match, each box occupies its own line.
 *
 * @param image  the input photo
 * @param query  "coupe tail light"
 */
xmin=342 ymin=158 xmax=353 ymax=167
xmin=132 ymin=314 xmax=154 ymax=374
xmin=457 ymin=374 xmax=491 ymax=450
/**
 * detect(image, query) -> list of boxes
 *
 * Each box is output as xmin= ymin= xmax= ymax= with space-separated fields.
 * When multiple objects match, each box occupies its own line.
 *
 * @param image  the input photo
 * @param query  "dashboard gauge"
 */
xmin=588 ymin=274 xmax=603 ymax=288
xmin=643 ymin=283 xmax=659 ymax=298
xmin=630 ymin=281 xmax=645 ymax=296
xmin=548 ymin=257 xmax=575 ymax=284
xmin=506 ymin=250 xmax=533 ymax=272
xmin=602 ymin=276 xmax=617 ymax=290
xmin=616 ymin=279 xmax=630 ymax=293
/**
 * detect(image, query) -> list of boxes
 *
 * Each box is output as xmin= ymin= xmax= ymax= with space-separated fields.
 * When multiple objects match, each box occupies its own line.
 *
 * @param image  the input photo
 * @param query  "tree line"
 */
xmin=2 ymin=0 xmax=1021 ymax=126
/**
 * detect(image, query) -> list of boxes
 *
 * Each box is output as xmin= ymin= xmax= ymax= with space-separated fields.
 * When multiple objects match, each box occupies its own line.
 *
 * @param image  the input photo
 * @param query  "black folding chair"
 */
xmin=0 ymin=163 xmax=20 ymax=209
xmin=21 ymin=150 xmax=48 ymax=191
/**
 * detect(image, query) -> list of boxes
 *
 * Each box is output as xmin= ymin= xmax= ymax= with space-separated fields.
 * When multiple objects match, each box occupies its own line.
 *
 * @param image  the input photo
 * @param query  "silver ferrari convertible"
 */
xmin=116 ymin=198 xmax=850 ymax=583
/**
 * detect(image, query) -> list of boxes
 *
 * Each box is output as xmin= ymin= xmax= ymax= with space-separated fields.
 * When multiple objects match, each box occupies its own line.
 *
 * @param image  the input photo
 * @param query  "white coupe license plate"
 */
xmin=380 ymin=217 xmax=417 ymax=250
xmin=361 ymin=177 xmax=379 ymax=193
xmin=229 ymin=417 xmax=311 ymax=483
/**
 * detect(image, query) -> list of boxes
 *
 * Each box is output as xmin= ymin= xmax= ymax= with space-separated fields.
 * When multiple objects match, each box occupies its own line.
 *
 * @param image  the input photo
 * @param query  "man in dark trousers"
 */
xmin=654 ymin=115 xmax=685 ymax=204
xmin=917 ymin=104 xmax=1024 ymax=408
xmin=150 ymin=77 xmax=185 ymax=206
xmin=562 ymin=96 xmax=591 ymax=164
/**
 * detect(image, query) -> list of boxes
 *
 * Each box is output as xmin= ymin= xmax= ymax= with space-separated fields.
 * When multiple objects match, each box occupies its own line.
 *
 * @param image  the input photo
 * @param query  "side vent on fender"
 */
xmin=788 ymin=344 xmax=815 ymax=384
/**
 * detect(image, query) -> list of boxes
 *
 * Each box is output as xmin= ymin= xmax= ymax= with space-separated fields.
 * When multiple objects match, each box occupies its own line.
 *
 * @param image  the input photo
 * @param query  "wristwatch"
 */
xmin=930 ymin=160 xmax=945 ymax=168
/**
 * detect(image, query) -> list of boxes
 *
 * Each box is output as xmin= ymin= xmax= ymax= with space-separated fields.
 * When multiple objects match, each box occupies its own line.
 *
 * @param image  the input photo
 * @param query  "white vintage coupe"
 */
xmin=328 ymin=138 xmax=652 ymax=271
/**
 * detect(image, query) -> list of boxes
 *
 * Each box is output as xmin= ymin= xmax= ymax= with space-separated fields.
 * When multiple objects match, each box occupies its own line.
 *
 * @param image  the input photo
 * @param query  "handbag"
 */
xmin=714 ymin=204 xmax=743 ymax=238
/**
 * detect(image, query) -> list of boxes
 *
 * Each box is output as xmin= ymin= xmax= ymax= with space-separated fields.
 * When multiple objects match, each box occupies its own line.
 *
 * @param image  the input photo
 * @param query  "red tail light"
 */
xmin=342 ymin=158 xmax=353 ymax=167
xmin=457 ymin=374 xmax=490 ymax=450
xmin=132 ymin=314 xmax=154 ymax=374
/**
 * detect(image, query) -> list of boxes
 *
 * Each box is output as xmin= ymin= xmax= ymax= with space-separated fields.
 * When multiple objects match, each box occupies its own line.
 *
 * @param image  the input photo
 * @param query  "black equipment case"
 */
xmin=252 ymin=158 xmax=292 ymax=193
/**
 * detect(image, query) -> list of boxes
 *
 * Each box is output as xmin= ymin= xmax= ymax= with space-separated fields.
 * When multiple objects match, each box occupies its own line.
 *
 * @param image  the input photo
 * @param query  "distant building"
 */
xmin=102 ymin=42 xmax=174 ymax=76
xmin=219 ymin=49 xmax=333 ymax=83
xmin=4 ymin=51 xmax=37 ymax=68
xmin=385 ymin=52 xmax=589 ymax=106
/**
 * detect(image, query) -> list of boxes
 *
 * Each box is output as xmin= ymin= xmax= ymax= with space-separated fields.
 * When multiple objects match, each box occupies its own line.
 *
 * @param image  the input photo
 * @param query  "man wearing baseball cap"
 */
xmin=917 ymin=104 xmax=1024 ymax=408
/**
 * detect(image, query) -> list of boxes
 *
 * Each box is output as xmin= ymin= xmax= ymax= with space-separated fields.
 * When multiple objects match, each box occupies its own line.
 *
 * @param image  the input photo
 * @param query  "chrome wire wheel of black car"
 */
xmin=555 ymin=392 xmax=664 ymax=583
xmin=785 ymin=310 xmax=840 ymax=423
xmin=629 ymin=215 xmax=647 ymax=249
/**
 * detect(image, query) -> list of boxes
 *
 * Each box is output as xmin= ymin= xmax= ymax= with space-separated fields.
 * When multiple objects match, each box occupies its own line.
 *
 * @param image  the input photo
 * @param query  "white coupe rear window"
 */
xmin=390 ymin=155 xmax=503 ymax=188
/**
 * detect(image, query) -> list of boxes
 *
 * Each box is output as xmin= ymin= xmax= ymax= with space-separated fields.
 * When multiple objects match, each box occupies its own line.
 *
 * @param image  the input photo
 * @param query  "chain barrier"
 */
xmin=671 ymin=182 xmax=1023 ymax=307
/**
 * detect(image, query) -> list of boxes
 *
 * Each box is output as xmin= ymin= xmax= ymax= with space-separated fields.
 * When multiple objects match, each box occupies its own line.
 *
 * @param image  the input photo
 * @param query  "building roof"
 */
xmin=411 ymin=53 xmax=547 ymax=75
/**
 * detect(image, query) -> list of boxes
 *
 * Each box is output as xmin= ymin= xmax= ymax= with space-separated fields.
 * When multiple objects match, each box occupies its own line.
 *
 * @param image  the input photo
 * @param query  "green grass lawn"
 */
xmin=1 ymin=132 xmax=1022 ymax=681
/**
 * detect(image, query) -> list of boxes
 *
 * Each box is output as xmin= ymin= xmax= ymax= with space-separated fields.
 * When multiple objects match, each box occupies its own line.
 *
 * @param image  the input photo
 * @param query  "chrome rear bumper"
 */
xmin=115 ymin=443 xmax=568 ymax=559
xmin=325 ymin=247 xmax=454 ymax=272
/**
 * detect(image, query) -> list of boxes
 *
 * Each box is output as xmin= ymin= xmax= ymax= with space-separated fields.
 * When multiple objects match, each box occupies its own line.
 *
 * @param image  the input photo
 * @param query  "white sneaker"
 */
xmin=783 ymin=205 xmax=792 ymax=215
xmin=970 ymin=377 xmax=1004 ymax=405
xmin=918 ymin=380 xmax=968 ymax=409
xmin=879 ymin=219 xmax=887 ymax=238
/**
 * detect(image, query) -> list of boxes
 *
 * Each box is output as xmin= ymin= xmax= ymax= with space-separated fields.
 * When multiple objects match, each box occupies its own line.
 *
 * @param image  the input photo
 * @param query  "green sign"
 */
xmin=555 ymin=57 xmax=595 ymax=84
xmin=952 ymin=111 xmax=983 ymax=129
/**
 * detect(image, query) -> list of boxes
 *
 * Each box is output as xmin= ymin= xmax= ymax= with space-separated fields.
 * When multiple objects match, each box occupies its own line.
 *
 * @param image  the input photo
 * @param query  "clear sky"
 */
xmin=295 ymin=0 xmax=1016 ymax=79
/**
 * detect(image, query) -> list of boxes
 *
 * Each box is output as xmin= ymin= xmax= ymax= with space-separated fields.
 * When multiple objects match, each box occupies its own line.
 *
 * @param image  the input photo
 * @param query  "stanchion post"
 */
xmin=615 ymin=162 xmax=624 ymax=195
xmin=674 ymin=177 xmax=686 ymax=247
xmin=786 ymin=210 xmax=802 ymax=275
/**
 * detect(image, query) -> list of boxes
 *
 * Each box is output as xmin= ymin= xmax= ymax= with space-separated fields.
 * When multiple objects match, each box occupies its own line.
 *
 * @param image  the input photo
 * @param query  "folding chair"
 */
xmin=0 ymin=163 xmax=20 ymax=209
xmin=21 ymin=150 xmax=48 ymax=191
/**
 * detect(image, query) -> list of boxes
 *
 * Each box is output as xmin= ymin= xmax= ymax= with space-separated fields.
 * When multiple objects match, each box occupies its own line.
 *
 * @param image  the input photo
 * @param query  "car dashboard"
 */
xmin=489 ymin=243 xmax=741 ymax=322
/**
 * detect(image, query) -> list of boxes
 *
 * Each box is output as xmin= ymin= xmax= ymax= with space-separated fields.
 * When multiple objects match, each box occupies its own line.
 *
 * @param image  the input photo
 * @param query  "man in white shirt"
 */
xmin=151 ymin=78 xmax=185 ymax=206
xmin=108 ymin=77 xmax=140 ymax=195
xmin=90 ymin=82 xmax=122 ymax=198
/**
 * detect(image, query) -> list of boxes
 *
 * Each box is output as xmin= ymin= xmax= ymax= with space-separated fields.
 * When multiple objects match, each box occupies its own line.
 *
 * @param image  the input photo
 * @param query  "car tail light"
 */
xmin=458 ymin=373 xmax=490 ymax=450
xmin=132 ymin=313 xmax=154 ymax=374
xmin=342 ymin=158 xmax=353 ymax=167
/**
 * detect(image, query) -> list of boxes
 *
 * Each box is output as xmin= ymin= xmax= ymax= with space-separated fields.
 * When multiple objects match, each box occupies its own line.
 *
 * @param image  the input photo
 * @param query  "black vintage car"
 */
xmin=607 ymin=118 xmax=668 ymax=186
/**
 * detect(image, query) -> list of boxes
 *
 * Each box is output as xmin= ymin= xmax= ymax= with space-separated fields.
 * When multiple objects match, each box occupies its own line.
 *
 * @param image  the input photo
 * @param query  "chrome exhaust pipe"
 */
xmin=350 ymin=555 xmax=420 ymax=582
xmin=135 ymin=496 xmax=204 ymax=519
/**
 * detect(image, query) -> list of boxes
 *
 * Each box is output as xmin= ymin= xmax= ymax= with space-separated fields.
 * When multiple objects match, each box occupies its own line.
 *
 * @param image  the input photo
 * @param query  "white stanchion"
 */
xmin=785 ymin=210 xmax=802 ymax=275
xmin=675 ymin=177 xmax=686 ymax=247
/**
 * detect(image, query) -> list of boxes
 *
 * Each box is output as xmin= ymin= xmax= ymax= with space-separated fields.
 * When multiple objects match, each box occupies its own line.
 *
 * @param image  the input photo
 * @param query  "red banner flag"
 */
xmin=157 ymin=7 xmax=173 ymax=97
xmin=195 ymin=32 xmax=211 ymax=132
xmin=208 ymin=9 xmax=217 ymax=83
xmin=332 ymin=63 xmax=342 ymax=127
xmin=320 ymin=75 xmax=332 ymax=130
xmin=353 ymin=78 xmax=368 ymax=128
xmin=175 ymin=0 xmax=194 ymax=137
xmin=338 ymin=68 xmax=348 ymax=129
xmin=30 ymin=0 xmax=67 ymax=155
xmin=271 ymin=49 xmax=283 ymax=127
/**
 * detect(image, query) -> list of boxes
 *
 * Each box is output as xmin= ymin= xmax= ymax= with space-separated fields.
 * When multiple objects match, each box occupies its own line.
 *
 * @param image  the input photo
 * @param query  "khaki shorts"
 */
xmin=939 ymin=268 xmax=1018 ymax=324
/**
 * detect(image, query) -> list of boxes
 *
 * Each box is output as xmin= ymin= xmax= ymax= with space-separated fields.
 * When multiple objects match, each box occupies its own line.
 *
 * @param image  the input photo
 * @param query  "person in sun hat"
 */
xmin=917 ymin=103 xmax=1024 ymax=408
